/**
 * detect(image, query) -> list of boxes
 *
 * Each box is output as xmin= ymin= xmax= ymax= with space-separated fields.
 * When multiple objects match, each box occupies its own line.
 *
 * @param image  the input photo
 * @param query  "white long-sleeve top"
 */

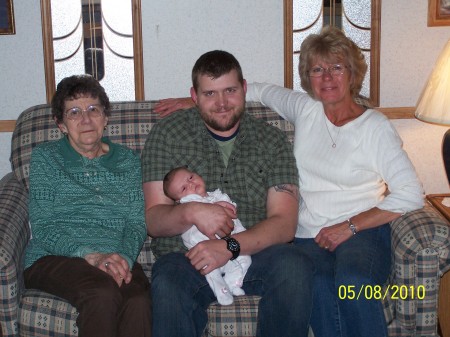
xmin=247 ymin=83 xmax=424 ymax=238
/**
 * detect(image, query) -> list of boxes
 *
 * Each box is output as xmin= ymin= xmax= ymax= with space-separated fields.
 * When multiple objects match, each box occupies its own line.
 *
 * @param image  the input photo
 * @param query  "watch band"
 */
xmin=347 ymin=219 xmax=357 ymax=235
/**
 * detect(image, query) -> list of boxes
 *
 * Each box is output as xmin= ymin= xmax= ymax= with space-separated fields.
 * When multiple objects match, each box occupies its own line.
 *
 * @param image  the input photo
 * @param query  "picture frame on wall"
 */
xmin=0 ymin=0 xmax=15 ymax=35
xmin=428 ymin=0 xmax=450 ymax=26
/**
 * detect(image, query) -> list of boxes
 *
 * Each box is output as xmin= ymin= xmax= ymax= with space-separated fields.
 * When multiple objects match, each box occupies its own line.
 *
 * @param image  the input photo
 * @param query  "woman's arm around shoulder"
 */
xmin=246 ymin=82 xmax=315 ymax=124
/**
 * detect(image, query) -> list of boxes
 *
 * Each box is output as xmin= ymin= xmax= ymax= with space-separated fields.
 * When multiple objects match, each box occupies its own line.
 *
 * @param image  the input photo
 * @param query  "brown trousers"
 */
xmin=24 ymin=256 xmax=152 ymax=337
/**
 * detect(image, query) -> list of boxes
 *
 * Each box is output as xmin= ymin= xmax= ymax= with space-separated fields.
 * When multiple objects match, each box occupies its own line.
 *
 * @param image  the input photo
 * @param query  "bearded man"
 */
xmin=141 ymin=50 xmax=313 ymax=337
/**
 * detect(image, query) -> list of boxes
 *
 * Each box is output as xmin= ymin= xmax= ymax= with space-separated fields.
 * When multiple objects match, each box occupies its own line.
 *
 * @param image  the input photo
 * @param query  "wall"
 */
xmin=142 ymin=1 xmax=284 ymax=98
xmin=0 ymin=1 xmax=449 ymax=194
xmin=381 ymin=0 xmax=450 ymax=194
xmin=0 ymin=2 xmax=44 ymax=176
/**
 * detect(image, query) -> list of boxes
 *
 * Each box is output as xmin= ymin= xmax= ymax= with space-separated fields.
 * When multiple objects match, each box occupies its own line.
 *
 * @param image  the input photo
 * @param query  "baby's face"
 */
xmin=169 ymin=169 xmax=207 ymax=200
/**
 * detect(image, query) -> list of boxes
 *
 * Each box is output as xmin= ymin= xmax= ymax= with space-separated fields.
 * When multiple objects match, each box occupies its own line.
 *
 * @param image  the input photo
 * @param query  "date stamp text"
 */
xmin=338 ymin=285 xmax=426 ymax=301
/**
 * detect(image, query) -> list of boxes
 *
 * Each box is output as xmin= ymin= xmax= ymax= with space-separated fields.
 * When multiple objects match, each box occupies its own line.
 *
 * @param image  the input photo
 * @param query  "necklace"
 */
xmin=323 ymin=114 xmax=341 ymax=148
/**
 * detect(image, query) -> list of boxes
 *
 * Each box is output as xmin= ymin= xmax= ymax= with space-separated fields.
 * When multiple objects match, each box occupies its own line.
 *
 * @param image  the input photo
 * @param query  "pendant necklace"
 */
xmin=323 ymin=114 xmax=341 ymax=148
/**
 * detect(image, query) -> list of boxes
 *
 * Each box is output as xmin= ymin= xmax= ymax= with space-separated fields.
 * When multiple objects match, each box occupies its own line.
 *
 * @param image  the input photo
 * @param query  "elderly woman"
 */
xmin=24 ymin=75 xmax=151 ymax=337
xmin=154 ymin=27 xmax=424 ymax=337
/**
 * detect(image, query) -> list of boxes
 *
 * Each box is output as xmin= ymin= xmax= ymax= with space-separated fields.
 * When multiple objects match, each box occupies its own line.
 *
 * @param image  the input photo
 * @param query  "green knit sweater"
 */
xmin=25 ymin=137 xmax=147 ymax=269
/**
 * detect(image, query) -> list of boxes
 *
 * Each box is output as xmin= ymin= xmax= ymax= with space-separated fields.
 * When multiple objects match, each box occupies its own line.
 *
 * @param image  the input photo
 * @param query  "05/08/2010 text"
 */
xmin=338 ymin=284 xmax=426 ymax=301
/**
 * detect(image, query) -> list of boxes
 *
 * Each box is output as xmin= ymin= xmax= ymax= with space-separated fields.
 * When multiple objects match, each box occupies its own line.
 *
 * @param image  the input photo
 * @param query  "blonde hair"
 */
xmin=299 ymin=26 xmax=367 ymax=98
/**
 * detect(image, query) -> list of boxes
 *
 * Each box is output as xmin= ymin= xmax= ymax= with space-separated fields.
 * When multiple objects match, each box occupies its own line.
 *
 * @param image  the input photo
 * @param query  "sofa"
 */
xmin=1 ymin=101 xmax=450 ymax=337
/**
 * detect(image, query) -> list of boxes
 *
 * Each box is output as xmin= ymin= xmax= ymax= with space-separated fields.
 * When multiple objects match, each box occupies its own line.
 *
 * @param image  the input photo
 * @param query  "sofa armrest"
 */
xmin=0 ymin=172 xmax=30 ymax=337
xmin=387 ymin=204 xmax=450 ymax=336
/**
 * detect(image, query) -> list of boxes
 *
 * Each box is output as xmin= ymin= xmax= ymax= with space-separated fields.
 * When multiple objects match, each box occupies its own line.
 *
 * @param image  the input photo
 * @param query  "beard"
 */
xmin=201 ymin=107 xmax=244 ymax=132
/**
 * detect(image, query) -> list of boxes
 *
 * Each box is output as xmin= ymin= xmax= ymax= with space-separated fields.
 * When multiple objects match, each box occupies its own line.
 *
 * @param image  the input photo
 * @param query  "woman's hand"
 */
xmin=315 ymin=208 xmax=401 ymax=252
xmin=153 ymin=97 xmax=194 ymax=117
xmin=85 ymin=252 xmax=132 ymax=286
xmin=314 ymin=221 xmax=353 ymax=252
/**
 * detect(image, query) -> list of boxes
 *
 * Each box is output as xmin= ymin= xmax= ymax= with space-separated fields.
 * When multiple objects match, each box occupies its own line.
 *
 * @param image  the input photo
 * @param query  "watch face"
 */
xmin=228 ymin=238 xmax=239 ymax=251
xmin=224 ymin=237 xmax=240 ymax=260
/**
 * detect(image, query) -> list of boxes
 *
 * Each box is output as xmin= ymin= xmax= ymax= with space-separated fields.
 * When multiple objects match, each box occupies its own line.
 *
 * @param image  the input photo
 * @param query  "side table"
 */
xmin=426 ymin=194 xmax=450 ymax=337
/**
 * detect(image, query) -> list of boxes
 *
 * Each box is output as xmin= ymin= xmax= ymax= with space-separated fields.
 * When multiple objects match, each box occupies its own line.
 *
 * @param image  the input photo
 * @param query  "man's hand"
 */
xmin=85 ymin=252 xmax=132 ymax=286
xmin=213 ymin=201 xmax=237 ymax=218
xmin=190 ymin=202 xmax=235 ymax=239
xmin=153 ymin=97 xmax=194 ymax=117
xmin=144 ymin=181 xmax=235 ymax=238
xmin=185 ymin=239 xmax=232 ymax=275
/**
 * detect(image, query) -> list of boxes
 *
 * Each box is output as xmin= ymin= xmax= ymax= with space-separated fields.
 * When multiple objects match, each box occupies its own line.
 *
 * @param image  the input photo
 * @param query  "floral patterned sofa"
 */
xmin=1 ymin=101 xmax=450 ymax=337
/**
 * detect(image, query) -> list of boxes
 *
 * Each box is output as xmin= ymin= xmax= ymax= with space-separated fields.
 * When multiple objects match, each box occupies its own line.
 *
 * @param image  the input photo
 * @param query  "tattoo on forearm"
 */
xmin=274 ymin=184 xmax=300 ymax=201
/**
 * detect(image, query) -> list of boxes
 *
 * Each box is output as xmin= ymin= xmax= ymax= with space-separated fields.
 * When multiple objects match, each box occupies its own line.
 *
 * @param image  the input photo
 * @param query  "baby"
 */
xmin=163 ymin=166 xmax=252 ymax=305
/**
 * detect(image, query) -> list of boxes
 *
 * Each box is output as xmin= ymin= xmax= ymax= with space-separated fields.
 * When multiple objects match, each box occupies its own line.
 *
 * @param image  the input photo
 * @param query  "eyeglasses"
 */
xmin=308 ymin=64 xmax=348 ymax=78
xmin=64 ymin=104 xmax=105 ymax=121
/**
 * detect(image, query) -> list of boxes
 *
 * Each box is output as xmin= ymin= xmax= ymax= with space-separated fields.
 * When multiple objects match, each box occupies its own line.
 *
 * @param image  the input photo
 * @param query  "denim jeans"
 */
xmin=151 ymin=243 xmax=314 ymax=337
xmin=294 ymin=224 xmax=391 ymax=337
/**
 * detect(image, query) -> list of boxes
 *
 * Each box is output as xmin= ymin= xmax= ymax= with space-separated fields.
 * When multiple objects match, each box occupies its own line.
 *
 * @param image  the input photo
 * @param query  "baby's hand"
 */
xmin=214 ymin=201 xmax=237 ymax=218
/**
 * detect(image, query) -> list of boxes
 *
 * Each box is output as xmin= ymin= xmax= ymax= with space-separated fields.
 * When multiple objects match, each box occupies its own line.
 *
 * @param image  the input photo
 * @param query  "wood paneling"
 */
xmin=377 ymin=107 xmax=416 ymax=119
xmin=0 ymin=120 xmax=16 ymax=132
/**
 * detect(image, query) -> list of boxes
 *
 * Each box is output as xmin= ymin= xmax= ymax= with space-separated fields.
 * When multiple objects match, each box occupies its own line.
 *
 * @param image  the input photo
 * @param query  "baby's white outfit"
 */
xmin=180 ymin=189 xmax=252 ymax=305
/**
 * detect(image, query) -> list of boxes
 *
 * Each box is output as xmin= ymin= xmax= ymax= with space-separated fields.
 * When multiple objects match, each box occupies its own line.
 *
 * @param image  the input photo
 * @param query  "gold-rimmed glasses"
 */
xmin=64 ymin=104 xmax=105 ymax=121
xmin=308 ymin=64 xmax=348 ymax=78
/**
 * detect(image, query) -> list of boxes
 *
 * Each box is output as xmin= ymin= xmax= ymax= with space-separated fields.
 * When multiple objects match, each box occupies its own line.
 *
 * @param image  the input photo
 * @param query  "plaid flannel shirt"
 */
xmin=141 ymin=108 xmax=299 ymax=259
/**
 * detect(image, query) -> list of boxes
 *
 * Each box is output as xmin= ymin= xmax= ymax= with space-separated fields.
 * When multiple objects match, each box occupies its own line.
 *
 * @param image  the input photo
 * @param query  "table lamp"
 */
xmin=415 ymin=39 xmax=450 ymax=185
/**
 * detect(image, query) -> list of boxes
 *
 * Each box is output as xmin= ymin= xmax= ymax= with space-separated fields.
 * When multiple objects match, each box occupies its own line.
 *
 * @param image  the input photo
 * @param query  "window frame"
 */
xmin=40 ymin=0 xmax=145 ymax=103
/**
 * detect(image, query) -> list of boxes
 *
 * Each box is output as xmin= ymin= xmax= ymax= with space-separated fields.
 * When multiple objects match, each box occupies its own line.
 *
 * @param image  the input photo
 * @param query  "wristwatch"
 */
xmin=222 ymin=236 xmax=240 ymax=260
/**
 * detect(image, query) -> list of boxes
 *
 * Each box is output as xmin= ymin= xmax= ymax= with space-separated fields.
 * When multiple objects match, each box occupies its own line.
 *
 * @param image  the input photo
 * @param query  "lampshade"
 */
xmin=415 ymin=39 xmax=450 ymax=125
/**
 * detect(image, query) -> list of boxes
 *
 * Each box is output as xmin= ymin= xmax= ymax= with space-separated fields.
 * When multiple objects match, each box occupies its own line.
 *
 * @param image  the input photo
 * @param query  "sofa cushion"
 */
xmin=10 ymin=104 xmax=61 ymax=190
xmin=18 ymin=290 xmax=78 ymax=337
xmin=205 ymin=296 xmax=261 ymax=337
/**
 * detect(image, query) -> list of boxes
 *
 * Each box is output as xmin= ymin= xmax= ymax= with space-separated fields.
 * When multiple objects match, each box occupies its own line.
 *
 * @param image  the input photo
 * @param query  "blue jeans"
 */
xmin=294 ymin=224 xmax=391 ymax=337
xmin=151 ymin=243 xmax=313 ymax=337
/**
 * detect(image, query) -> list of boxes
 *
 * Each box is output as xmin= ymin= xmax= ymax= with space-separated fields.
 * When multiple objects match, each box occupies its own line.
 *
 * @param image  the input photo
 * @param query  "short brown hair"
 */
xmin=191 ymin=50 xmax=244 ymax=92
xmin=52 ymin=75 xmax=111 ymax=123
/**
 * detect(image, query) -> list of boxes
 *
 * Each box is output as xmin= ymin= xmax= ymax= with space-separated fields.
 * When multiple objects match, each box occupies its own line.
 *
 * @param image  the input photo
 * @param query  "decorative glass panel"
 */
xmin=42 ymin=0 xmax=144 ymax=102
xmin=288 ymin=0 xmax=379 ymax=104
